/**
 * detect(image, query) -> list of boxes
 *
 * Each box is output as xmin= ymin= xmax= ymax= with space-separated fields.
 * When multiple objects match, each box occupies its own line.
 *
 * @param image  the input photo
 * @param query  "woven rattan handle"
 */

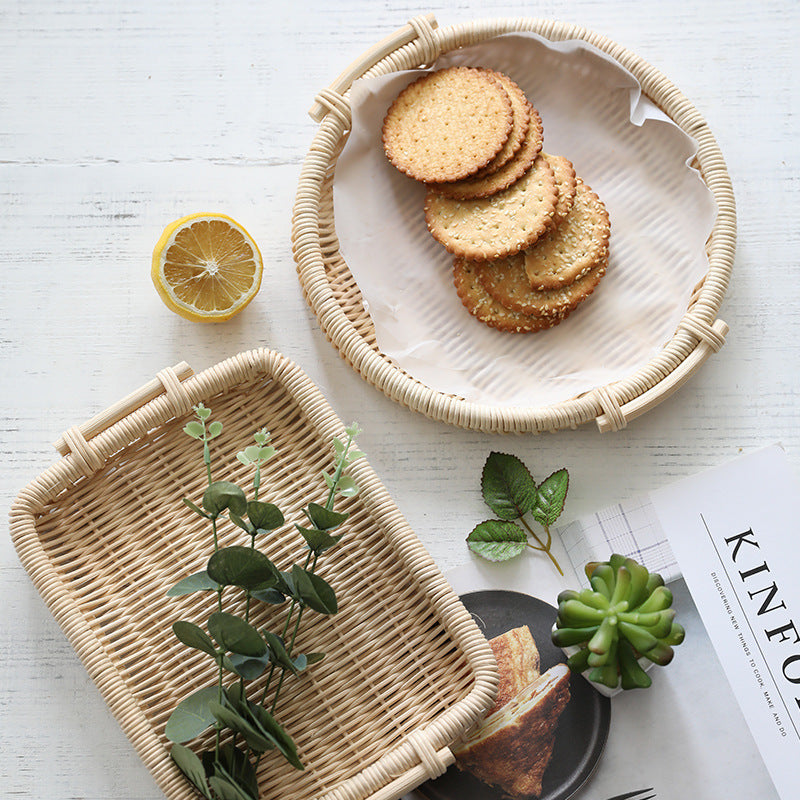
xmin=595 ymin=318 xmax=729 ymax=432
xmin=362 ymin=743 xmax=455 ymax=800
xmin=53 ymin=361 xmax=194 ymax=455
xmin=308 ymin=13 xmax=439 ymax=123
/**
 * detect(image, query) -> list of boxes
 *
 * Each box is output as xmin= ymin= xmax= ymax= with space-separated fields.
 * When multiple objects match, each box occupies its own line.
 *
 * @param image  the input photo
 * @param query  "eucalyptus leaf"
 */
xmin=242 ymin=445 xmax=261 ymax=461
xmin=291 ymin=565 xmax=338 ymax=614
xmin=220 ymin=654 xmax=240 ymax=675
xmin=202 ymin=481 xmax=247 ymax=517
xmin=262 ymin=631 xmax=298 ymax=674
xmin=243 ymin=700 xmax=303 ymax=770
xmin=165 ymin=686 xmax=220 ymax=743
xmin=305 ymin=652 xmax=326 ymax=665
xmin=183 ymin=421 xmax=204 ymax=439
xmin=224 ymin=682 xmax=247 ymax=707
xmin=227 ymin=652 xmax=271 ymax=680
xmin=481 ymin=452 xmax=537 ymax=521
xmin=247 ymin=500 xmax=284 ymax=532
xmin=172 ymin=620 xmax=218 ymax=658
xmin=209 ymin=701 xmax=273 ymax=754
xmin=280 ymin=570 xmax=295 ymax=597
xmin=530 ymin=469 xmax=569 ymax=527
xmin=208 ymin=612 xmax=267 ymax=657
xmin=292 ymin=653 xmax=307 ymax=672
xmin=228 ymin=512 xmax=254 ymax=535
xmin=182 ymin=497 xmax=209 ymax=518
xmin=207 ymin=745 xmax=258 ymax=800
xmin=306 ymin=502 xmax=348 ymax=531
xmin=335 ymin=475 xmax=359 ymax=497
xmin=167 ymin=570 xmax=219 ymax=597
xmin=208 ymin=772 xmax=257 ymax=800
xmin=295 ymin=525 xmax=342 ymax=556
xmin=207 ymin=546 xmax=281 ymax=590
xmin=207 ymin=421 xmax=223 ymax=439
xmin=250 ymin=586 xmax=285 ymax=604
xmin=170 ymin=745 xmax=212 ymax=799
xmin=466 ymin=519 xmax=527 ymax=562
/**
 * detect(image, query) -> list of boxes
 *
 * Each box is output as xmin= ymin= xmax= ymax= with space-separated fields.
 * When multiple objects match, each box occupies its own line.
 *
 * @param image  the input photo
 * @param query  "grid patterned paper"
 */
xmin=557 ymin=496 xmax=680 ymax=585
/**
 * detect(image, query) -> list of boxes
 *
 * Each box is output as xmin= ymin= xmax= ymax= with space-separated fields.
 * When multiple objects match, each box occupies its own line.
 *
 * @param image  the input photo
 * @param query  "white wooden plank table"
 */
xmin=2 ymin=1 xmax=798 ymax=798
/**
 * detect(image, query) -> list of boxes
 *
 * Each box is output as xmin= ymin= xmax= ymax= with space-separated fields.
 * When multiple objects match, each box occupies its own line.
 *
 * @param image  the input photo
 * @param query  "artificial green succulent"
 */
xmin=552 ymin=553 xmax=685 ymax=690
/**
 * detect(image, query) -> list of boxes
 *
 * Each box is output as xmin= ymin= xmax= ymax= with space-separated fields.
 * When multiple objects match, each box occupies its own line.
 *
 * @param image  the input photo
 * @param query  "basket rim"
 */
xmin=292 ymin=15 xmax=736 ymax=434
xmin=9 ymin=347 xmax=499 ymax=800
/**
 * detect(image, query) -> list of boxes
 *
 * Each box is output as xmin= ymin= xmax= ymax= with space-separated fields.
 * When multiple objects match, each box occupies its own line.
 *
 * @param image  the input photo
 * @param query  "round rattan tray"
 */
xmin=292 ymin=14 xmax=734 ymax=434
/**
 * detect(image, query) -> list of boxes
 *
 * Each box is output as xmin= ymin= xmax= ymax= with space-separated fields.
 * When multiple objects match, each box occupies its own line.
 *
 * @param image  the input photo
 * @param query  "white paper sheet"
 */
xmin=334 ymin=32 xmax=717 ymax=406
xmin=651 ymin=444 xmax=799 ymax=800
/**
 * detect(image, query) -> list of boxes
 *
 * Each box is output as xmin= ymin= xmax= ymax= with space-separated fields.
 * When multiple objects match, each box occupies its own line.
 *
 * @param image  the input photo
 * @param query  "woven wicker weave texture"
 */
xmin=293 ymin=14 xmax=735 ymax=434
xmin=10 ymin=349 xmax=498 ymax=800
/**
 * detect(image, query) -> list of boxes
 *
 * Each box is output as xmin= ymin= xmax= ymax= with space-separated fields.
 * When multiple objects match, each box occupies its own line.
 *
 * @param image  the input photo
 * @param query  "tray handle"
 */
xmin=594 ymin=318 xmax=728 ymax=432
xmin=355 ymin=731 xmax=454 ymax=800
xmin=53 ymin=361 xmax=194 ymax=457
xmin=308 ymin=13 xmax=439 ymax=123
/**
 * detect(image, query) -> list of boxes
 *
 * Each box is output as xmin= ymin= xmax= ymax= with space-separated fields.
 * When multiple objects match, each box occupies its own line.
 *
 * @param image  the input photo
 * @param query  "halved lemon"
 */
xmin=152 ymin=213 xmax=263 ymax=322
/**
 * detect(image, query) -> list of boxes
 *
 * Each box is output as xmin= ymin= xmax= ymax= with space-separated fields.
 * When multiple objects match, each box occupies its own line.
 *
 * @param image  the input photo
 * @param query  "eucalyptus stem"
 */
xmin=278 ymin=600 xmax=309 ymax=713
xmin=253 ymin=464 xmax=261 ymax=502
xmin=325 ymin=429 xmax=356 ymax=510
xmin=169 ymin=410 xmax=361 ymax=799
xmin=196 ymin=409 xmax=226 ymax=760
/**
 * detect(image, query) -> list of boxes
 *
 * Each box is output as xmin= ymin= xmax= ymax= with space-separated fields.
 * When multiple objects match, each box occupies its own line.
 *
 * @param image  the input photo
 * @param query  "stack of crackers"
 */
xmin=381 ymin=66 xmax=610 ymax=333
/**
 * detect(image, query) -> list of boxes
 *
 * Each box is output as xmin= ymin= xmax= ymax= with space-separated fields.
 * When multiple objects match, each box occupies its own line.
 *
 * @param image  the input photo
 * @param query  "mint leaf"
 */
xmin=531 ymin=469 xmax=569 ymax=527
xmin=481 ymin=452 xmax=537 ymax=520
xmin=466 ymin=520 xmax=527 ymax=562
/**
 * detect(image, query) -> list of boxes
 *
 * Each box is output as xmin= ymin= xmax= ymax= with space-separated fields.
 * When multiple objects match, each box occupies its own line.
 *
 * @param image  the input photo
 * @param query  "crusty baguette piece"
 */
xmin=454 ymin=663 xmax=571 ymax=799
xmin=487 ymin=625 xmax=541 ymax=714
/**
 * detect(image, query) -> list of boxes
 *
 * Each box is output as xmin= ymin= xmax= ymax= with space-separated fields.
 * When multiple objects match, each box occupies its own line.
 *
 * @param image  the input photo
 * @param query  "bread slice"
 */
xmin=488 ymin=625 xmax=541 ymax=714
xmin=455 ymin=663 xmax=571 ymax=799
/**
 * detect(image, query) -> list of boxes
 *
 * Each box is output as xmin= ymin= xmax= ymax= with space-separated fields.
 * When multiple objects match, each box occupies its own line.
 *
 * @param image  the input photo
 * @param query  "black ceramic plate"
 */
xmin=418 ymin=590 xmax=611 ymax=800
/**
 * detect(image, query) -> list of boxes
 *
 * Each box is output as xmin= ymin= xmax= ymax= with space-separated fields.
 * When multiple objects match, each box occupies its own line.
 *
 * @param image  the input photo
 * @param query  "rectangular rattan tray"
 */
xmin=9 ymin=348 xmax=497 ymax=800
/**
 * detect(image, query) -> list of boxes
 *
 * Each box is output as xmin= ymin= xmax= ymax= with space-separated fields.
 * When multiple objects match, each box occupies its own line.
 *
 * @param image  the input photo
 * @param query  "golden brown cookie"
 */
xmin=476 ymin=251 xmax=608 ymax=317
xmin=542 ymin=153 xmax=578 ymax=227
xmin=382 ymin=67 xmax=514 ymax=184
xmin=453 ymin=256 xmax=571 ymax=333
xmin=523 ymin=180 xmax=610 ymax=290
xmin=425 ymin=155 xmax=558 ymax=260
xmin=425 ymin=107 xmax=544 ymax=200
xmin=471 ymin=71 xmax=531 ymax=176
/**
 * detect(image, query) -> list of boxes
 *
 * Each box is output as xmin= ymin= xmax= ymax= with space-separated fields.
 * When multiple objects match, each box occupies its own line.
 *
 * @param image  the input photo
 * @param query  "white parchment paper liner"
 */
xmin=333 ymin=33 xmax=717 ymax=407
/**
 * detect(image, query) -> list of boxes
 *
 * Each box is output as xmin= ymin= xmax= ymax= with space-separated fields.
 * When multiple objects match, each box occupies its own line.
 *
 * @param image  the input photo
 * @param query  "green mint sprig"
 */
xmin=165 ymin=406 xmax=363 ymax=800
xmin=465 ymin=452 xmax=567 ymax=575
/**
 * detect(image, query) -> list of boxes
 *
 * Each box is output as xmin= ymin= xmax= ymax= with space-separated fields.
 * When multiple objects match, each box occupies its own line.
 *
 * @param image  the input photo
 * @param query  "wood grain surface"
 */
xmin=2 ymin=1 xmax=798 ymax=798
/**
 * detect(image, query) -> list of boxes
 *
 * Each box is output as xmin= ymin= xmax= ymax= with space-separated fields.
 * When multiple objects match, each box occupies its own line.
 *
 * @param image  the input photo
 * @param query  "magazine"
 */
xmin=405 ymin=445 xmax=793 ymax=799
